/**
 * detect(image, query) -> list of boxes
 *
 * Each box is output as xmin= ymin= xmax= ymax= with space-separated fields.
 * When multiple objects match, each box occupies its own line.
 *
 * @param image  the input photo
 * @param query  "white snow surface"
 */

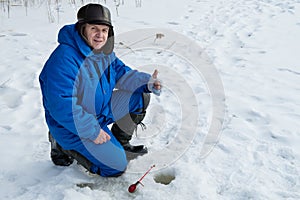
xmin=1 ymin=0 xmax=300 ymax=199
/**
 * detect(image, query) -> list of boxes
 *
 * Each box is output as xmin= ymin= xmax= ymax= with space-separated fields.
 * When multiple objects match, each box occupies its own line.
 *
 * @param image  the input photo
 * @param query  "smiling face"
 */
xmin=83 ymin=24 xmax=109 ymax=50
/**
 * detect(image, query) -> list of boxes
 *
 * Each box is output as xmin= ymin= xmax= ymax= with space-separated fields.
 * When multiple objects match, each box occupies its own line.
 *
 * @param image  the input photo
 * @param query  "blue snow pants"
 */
xmin=70 ymin=90 xmax=145 ymax=177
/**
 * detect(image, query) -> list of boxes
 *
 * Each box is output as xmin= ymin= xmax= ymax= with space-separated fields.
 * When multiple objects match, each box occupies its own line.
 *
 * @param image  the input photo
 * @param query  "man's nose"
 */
xmin=96 ymin=31 xmax=103 ymax=37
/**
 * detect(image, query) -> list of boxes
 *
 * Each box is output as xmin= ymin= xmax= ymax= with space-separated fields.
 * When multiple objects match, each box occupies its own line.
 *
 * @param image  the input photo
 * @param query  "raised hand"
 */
xmin=148 ymin=69 xmax=162 ymax=96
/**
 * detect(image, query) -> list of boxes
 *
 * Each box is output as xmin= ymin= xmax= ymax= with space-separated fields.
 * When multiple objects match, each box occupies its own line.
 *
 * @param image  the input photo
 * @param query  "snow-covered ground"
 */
xmin=0 ymin=0 xmax=300 ymax=199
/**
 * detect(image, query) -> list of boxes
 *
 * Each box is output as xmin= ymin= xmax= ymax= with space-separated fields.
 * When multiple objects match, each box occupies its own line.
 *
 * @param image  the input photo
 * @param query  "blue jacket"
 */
xmin=39 ymin=24 xmax=150 ymax=149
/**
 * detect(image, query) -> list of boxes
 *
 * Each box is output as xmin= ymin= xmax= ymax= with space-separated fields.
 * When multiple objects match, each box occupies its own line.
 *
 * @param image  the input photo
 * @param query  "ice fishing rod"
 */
xmin=128 ymin=164 xmax=156 ymax=193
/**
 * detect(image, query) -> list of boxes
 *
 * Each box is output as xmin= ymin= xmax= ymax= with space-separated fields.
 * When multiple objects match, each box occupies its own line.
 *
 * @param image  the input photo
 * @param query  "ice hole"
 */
xmin=154 ymin=170 xmax=176 ymax=185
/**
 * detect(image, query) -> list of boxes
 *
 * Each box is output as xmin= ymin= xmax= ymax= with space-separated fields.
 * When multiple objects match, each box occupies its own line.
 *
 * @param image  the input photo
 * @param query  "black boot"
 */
xmin=111 ymin=93 xmax=150 ymax=160
xmin=111 ymin=119 xmax=148 ymax=152
xmin=111 ymin=115 xmax=148 ymax=160
xmin=49 ymin=133 xmax=103 ymax=175
xmin=48 ymin=132 xmax=74 ymax=166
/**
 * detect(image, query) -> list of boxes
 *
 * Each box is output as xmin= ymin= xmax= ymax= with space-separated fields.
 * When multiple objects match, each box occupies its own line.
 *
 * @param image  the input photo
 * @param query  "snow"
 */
xmin=0 ymin=0 xmax=300 ymax=199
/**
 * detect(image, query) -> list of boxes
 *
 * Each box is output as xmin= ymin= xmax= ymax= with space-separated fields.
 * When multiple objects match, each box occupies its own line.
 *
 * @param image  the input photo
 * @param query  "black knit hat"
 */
xmin=76 ymin=4 xmax=114 ymax=54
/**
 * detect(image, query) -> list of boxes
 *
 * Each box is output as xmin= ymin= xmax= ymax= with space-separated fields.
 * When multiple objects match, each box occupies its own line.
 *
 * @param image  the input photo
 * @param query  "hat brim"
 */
xmin=86 ymin=20 xmax=112 ymax=27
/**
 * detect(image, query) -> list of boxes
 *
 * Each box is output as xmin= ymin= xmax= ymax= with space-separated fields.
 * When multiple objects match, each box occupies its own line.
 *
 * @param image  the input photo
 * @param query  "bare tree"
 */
xmin=55 ymin=0 xmax=60 ymax=23
xmin=47 ymin=0 xmax=54 ymax=23
xmin=114 ymin=0 xmax=120 ymax=16
xmin=24 ymin=0 xmax=28 ymax=16
xmin=135 ymin=0 xmax=141 ymax=7
xmin=0 ymin=0 xmax=143 ymax=20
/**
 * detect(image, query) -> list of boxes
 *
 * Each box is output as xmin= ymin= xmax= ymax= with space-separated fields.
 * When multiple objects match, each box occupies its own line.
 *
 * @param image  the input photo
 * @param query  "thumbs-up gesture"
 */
xmin=148 ymin=69 xmax=162 ymax=96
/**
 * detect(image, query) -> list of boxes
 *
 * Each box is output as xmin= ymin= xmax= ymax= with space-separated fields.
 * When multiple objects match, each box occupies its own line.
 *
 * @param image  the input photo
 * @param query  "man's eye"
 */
xmin=91 ymin=27 xmax=97 ymax=31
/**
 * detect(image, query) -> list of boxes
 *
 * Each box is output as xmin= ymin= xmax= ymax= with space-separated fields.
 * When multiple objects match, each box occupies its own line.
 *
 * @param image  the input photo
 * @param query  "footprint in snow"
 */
xmin=32 ymin=141 xmax=50 ymax=161
xmin=0 ymin=87 xmax=24 ymax=109
xmin=167 ymin=21 xmax=179 ymax=25
xmin=277 ymin=148 xmax=295 ymax=161
xmin=135 ymin=21 xmax=150 ymax=25
xmin=0 ymin=125 xmax=12 ymax=135
xmin=229 ymin=169 xmax=256 ymax=187
xmin=278 ymin=68 xmax=300 ymax=76
xmin=0 ymin=125 xmax=12 ymax=131
xmin=10 ymin=33 xmax=27 ymax=37
xmin=245 ymin=109 xmax=270 ymax=125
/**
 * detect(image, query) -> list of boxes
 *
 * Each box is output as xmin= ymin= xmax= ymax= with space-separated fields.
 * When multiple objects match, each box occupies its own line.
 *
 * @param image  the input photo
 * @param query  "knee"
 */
xmin=115 ymin=153 xmax=128 ymax=174
xmin=100 ymin=157 xmax=128 ymax=177
xmin=97 ymin=148 xmax=128 ymax=177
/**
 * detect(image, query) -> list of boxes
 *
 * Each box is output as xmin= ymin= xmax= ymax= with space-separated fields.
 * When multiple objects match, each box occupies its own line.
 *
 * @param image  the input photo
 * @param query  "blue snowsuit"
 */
xmin=39 ymin=24 xmax=151 ymax=176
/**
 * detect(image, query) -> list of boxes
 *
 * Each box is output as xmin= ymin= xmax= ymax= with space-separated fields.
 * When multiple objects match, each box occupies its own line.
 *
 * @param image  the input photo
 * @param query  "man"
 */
xmin=39 ymin=3 xmax=161 ymax=177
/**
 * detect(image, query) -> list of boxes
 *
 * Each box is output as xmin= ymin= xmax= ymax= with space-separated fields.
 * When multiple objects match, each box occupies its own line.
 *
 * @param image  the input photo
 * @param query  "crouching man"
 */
xmin=39 ymin=3 xmax=161 ymax=177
